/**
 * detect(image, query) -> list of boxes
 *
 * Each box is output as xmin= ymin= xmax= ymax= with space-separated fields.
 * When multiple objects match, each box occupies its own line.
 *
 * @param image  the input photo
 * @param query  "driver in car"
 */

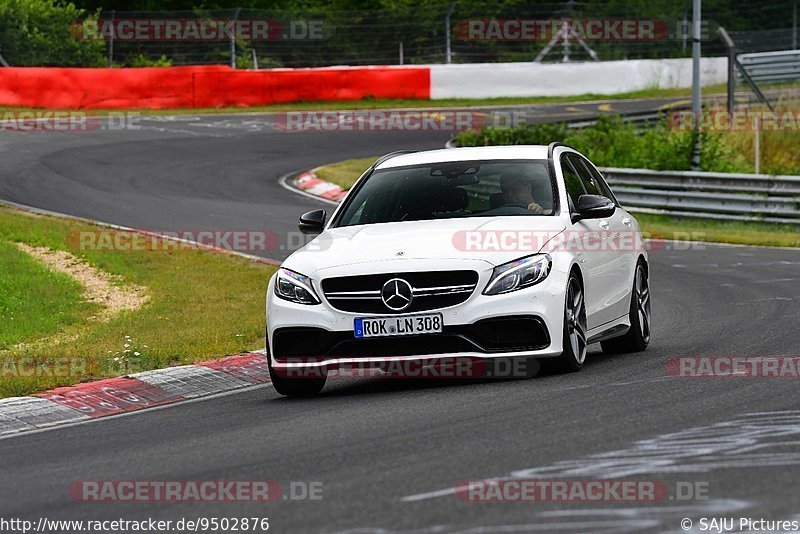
xmin=500 ymin=175 xmax=550 ymax=214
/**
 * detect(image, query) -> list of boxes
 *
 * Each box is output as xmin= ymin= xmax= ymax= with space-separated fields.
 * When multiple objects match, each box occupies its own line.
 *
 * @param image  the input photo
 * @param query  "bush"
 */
xmin=128 ymin=54 xmax=173 ymax=67
xmin=0 ymin=0 xmax=105 ymax=66
xmin=454 ymin=115 xmax=752 ymax=173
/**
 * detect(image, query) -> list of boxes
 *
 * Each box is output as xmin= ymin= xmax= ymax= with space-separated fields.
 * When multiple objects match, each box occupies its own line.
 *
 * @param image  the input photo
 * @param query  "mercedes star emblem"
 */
xmin=381 ymin=278 xmax=413 ymax=311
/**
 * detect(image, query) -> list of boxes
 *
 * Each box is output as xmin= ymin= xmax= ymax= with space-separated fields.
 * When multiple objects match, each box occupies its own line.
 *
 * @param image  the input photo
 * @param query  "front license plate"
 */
xmin=354 ymin=313 xmax=443 ymax=339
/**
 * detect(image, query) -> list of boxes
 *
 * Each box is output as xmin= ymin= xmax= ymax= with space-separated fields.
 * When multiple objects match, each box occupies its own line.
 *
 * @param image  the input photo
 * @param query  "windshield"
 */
xmin=335 ymin=159 xmax=556 ymax=227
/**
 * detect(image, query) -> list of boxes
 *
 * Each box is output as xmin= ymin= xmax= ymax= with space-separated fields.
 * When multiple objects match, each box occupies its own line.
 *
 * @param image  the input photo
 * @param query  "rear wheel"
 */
xmin=548 ymin=272 xmax=587 ymax=373
xmin=601 ymin=261 xmax=651 ymax=354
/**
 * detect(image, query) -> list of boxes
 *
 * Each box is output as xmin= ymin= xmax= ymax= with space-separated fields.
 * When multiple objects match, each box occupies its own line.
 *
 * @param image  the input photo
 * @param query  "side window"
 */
xmin=560 ymin=154 xmax=586 ymax=212
xmin=580 ymin=159 xmax=619 ymax=205
xmin=567 ymin=154 xmax=602 ymax=196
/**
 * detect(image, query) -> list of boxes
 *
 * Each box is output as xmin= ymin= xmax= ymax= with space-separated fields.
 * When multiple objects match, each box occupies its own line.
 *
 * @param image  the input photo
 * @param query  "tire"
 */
xmin=267 ymin=353 xmax=327 ymax=397
xmin=547 ymin=271 xmax=588 ymax=373
xmin=601 ymin=261 xmax=651 ymax=354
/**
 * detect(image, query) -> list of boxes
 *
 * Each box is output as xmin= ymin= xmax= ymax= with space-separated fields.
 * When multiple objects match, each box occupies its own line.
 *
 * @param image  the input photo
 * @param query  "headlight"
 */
xmin=274 ymin=268 xmax=320 ymax=305
xmin=483 ymin=254 xmax=552 ymax=295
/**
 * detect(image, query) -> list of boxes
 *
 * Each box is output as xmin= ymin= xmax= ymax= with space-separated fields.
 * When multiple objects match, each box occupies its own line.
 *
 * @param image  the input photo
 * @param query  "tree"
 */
xmin=0 ymin=0 xmax=106 ymax=66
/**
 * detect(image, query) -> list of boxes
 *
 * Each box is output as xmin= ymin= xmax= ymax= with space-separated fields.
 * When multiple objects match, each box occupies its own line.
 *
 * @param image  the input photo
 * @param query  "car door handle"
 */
xmin=622 ymin=218 xmax=632 ymax=226
xmin=598 ymin=220 xmax=610 ymax=229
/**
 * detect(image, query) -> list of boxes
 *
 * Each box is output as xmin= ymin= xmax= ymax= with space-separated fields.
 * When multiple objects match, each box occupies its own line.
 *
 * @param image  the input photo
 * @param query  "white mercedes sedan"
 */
xmin=266 ymin=144 xmax=651 ymax=395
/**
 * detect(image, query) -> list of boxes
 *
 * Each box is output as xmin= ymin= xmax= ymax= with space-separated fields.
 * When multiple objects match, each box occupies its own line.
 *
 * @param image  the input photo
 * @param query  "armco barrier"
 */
xmin=738 ymin=50 xmax=800 ymax=84
xmin=0 ymin=58 xmax=729 ymax=110
xmin=190 ymin=67 xmax=429 ymax=108
xmin=600 ymin=167 xmax=800 ymax=225
xmin=0 ymin=66 xmax=430 ymax=109
xmin=0 ymin=65 xmax=223 ymax=109
xmin=429 ymin=57 xmax=727 ymax=99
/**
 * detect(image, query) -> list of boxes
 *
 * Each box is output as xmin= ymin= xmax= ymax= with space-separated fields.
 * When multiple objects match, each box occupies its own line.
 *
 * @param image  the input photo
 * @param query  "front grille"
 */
xmin=271 ymin=316 xmax=550 ymax=362
xmin=321 ymin=270 xmax=479 ymax=314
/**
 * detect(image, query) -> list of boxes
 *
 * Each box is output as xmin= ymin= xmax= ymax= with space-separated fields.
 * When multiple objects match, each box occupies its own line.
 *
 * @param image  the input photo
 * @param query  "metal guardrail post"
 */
xmin=717 ymin=27 xmax=736 ymax=115
xmin=230 ymin=8 xmax=241 ymax=70
xmin=108 ymin=10 xmax=115 ymax=67
xmin=445 ymin=2 xmax=455 ymax=64
xmin=690 ymin=0 xmax=702 ymax=171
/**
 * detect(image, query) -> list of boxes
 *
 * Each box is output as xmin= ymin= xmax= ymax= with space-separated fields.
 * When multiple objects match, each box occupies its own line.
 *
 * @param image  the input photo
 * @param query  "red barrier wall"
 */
xmin=0 ymin=65 xmax=430 ymax=109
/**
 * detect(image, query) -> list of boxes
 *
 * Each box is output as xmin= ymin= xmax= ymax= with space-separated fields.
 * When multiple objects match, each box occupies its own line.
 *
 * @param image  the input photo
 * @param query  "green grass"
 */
xmin=0 ymin=206 xmax=276 ymax=398
xmin=315 ymin=156 xmax=376 ymax=190
xmin=0 ymin=240 xmax=96 ymax=350
xmin=702 ymin=104 xmax=800 ymax=175
xmin=636 ymin=213 xmax=800 ymax=248
xmin=0 ymin=84 xmax=732 ymax=116
xmin=313 ymin=157 xmax=800 ymax=249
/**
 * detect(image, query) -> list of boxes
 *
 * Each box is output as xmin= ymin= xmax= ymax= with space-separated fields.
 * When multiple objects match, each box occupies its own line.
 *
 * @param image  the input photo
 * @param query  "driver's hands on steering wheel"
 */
xmin=527 ymin=202 xmax=548 ymax=214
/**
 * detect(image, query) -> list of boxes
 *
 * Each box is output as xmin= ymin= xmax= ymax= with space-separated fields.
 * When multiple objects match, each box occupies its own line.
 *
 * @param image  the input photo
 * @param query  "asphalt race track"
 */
xmin=1 ymin=97 xmax=799 ymax=533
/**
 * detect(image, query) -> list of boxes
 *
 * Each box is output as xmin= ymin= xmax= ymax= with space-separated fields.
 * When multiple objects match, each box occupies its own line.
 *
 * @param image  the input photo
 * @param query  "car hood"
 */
xmin=284 ymin=217 xmax=567 ymax=276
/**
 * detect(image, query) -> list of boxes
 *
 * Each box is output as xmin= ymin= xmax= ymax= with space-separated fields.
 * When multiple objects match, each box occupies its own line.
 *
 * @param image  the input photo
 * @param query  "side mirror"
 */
xmin=298 ymin=209 xmax=326 ymax=235
xmin=574 ymin=195 xmax=615 ymax=222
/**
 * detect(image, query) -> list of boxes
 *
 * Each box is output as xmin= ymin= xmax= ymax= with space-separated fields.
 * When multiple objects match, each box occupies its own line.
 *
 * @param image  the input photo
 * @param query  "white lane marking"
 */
xmin=734 ymin=297 xmax=794 ymax=304
xmin=401 ymin=486 xmax=460 ymax=502
xmin=538 ymin=500 xmax=750 ymax=517
xmin=402 ymin=411 xmax=800 ymax=502
xmin=660 ymin=283 xmax=738 ymax=292
xmin=436 ymin=520 xmax=659 ymax=533
xmin=329 ymin=520 xmax=659 ymax=534
xmin=550 ymin=376 xmax=674 ymax=392
xmin=332 ymin=500 xmax=750 ymax=534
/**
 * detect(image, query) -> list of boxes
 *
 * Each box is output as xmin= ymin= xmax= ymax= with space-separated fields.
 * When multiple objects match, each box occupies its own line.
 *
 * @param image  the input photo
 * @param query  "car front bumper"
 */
xmin=266 ymin=262 xmax=568 ymax=372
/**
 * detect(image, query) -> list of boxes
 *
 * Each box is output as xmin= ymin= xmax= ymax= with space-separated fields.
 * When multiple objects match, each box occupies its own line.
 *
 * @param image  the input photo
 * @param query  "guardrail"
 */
xmin=600 ymin=167 xmax=800 ymax=225
xmin=567 ymin=110 xmax=675 ymax=130
xmin=738 ymin=50 xmax=800 ymax=84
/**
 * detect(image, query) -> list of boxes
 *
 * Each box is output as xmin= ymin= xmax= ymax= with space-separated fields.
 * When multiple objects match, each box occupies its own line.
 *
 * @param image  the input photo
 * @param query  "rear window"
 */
xmin=335 ymin=160 xmax=556 ymax=227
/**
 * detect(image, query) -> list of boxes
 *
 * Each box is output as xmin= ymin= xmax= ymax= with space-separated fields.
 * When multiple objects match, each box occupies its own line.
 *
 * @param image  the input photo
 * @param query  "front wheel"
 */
xmin=547 ymin=272 xmax=587 ymax=373
xmin=601 ymin=261 xmax=651 ymax=354
xmin=267 ymin=357 xmax=326 ymax=397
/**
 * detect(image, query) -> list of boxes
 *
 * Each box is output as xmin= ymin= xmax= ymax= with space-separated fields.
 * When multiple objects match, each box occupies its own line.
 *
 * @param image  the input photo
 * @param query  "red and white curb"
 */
xmin=292 ymin=170 xmax=348 ymax=202
xmin=0 ymin=352 xmax=271 ymax=438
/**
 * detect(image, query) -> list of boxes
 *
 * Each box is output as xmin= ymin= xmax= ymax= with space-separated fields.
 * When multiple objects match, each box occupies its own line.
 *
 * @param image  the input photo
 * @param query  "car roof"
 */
xmin=375 ymin=145 xmax=551 ymax=170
